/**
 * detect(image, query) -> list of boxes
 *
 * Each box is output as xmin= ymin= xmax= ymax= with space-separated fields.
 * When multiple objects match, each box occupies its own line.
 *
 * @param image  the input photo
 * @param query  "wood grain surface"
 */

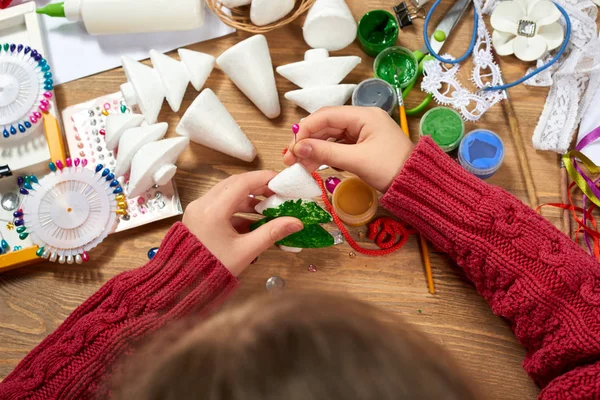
xmin=0 ymin=1 xmax=585 ymax=398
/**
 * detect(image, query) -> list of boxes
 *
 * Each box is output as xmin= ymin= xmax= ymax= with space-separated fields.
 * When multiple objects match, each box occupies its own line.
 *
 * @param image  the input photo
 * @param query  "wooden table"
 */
xmin=0 ymin=1 xmax=574 ymax=398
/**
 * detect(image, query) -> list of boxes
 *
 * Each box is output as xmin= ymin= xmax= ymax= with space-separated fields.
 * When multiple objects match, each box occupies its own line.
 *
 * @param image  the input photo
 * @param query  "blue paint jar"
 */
xmin=458 ymin=129 xmax=504 ymax=179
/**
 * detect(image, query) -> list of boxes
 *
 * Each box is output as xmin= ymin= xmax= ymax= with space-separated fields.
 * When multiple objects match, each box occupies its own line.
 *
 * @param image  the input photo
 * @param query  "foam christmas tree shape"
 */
xmin=176 ymin=89 xmax=257 ymax=162
xmin=128 ymin=137 xmax=190 ymax=198
xmin=150 ymin=50 xmax=189 ymax=113
xmin=285 ymin=84 xmax=357 ymax=113
xmin=120 ymin=57 xmax=165 ymax=124
xmin=217 ymin=35 xmax=281 ymax=119
xmin=303 ymin=0 xmax=357 ymax=51
xmin=221 ymin=0 xmax=251 ymax=7
xmin=251 ymin=0 xmax=295 ymax=26
xmin=178 ymin=49 xmax=215 ymax=91
xmin=268 ymin=163 xmax=322 ymax=198
xmin=114 ymin=122 xmax=169 ymax=177
xmin=105 ymin=113 xmax=144 ymax=151
xmin=276 ymin=49 xmax=361 ymax=88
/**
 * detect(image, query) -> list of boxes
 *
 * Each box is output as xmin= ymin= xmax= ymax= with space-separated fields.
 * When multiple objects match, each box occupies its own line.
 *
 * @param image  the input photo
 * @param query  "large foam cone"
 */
xmin=150 ymin=50 xmax=189 ymax=113
xmin=128 ymin=137 xmax=190 ymax=198
xmin=120 ymin=57 xmax=165 ymax=124
xmin=217 ymin=35 xmax=281 ymax=119
xmin=251 ymin=0 xmax=295 ymax=26
xmin=268 ymin=163 xmax=322 ymax=198
xmin=285 ymin=84 xmax=357 ymax=113
xmin=105 ymin=113 xmax=144 ymax=151
xmin=303 ymin=0 xmax=357 ymax=51
xmin=176 ymin=89 xmax=257 ymax=162
xmin=114 ymin=122 xmax=168 ymax=177
xmin=178 ymin=49 xmax=215 ymax=91
xmin=276 ymin=49 xmax=361 ymax=88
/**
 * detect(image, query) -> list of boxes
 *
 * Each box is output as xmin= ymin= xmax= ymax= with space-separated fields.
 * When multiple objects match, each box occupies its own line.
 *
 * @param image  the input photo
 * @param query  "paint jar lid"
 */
xmin=419 ymin=107 xmax=464 ymax=152
xmin=352 ymin=78 xmax=398 ymax=116
xmin=458 ymin=129 xmax=505 ymax=179
xmin=357 ymin=10 xmax=399 ymax=58
xmin=373 ymin=46 xmax=418 ymax=89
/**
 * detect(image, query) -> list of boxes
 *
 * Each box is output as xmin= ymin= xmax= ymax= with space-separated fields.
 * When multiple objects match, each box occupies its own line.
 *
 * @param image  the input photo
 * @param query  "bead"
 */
xmin=17 ymin=176 xmax=24 ymax=186
xmin=102 ymin=168 xmax=110 ymax=177
xmin=44 ymin=91 xmax=53 ymax=98
xmin=24 ymin=176 xmax=31 ymax=184
xmin=104 ymin=102 xmax=111 ymax=110
xmin=23 ymin=182 xmax=33 ymax=190
xmin=19 ymin=232 xmax=29 ymax=240
xmin=44 ymin=72 xmax=52 ymax=79
xmin=66 ymin=255 xmax=74 ymax=264
xmin=39 ymin=58 xmax=47 ymax=66
xmin=36 ymin=247 xmax=45 ymax=257
xmin=325 ymin=177 xmax=341 ymax=194
xmin=24 ymin=121 xmax=31 ymax=129
xmin=30 ymin=116 xmax=37 ymax=124
xmin=292 ymin=124 xmax=300 ymax=134
xmin=116 ymin=209 xmax=127 ymax=216
xmin=33 ymin=112 xmax=42 ymax=119
xmin=115 ymin=194 xmax=125 ymax=201
xmin=48 ymin=162 xmax=56 ymax=172
xmin=3 ymin=43 xmax=9 ymax=51
xmin=34 ymin=54 xmax=42 ymax=62
xmin=44 ymin=79 xmax=53 ymax=87
xmin=9 ymin=126 xmax=16 ymax=135
xmin=117 ymin=201 xmax=128 ymax=208
xmin=39 ymin=104 xmax=48 ymax=112
xmin=77 ymin=143 xmax=84 ymax=149
xmin=147 ymin=247 xmax=159 ymax=260
xmin=82 ymin=251 xmax=89 ymax=262
xmin=14 ymin=218 xmax=24 ymax=226
xmin=110 ymin=179 xmax=119 ymax=187
xmin=2 ymin=129 xmax=8 ymax=138
xmin=113 ymin=187 xmax=123 ymax=194
xmin=137 ymin=197 xmax=145 ymax=204
xmin=13 ymin=210 xmax=22 ymax=218
xmin=99 ymin=129 xmax=106 ymax=135
xmin=105 ymin=173 xmax=114 ymax=181
xmin=44 ymin=85 xmax=53 ymax=91
xmin=120 ymin=105 xmax=127 ymax=113
xmin=24 ymin=46 xmax=30 ymax=54
xmin=18 ymin=124 xmax=25 ymax=133
xmin=66 ymin=158 xmax=72 ymax=167
xmin=58 ymin=255 xmax=65 ymax=264
xmin=30 ymin=49 xmax=38 ymax=57
xmin=81 ymin=159 xmax=88 ymax=167
xmin=75 ymin=254 xmax=83 ymax=264
xmin=17 ymin=44 xmax=22 ymax=52
xmin=95 ymin=164 xmax=103 ymax=173
xmin=30 ymin=175 xmax=38 ymax=184
xmin=266 ymin=276 xmax=286 ymax=292
xmin=16 ymin=226 xmax=26 ymax=233
xmin=42 ymin=249 xmax=50 ymax=259
xmin=55 ymin=160 xmax=64 ymax=170
xmin=41 ymin=99 xmax=49 ymax=106
xmin=19 ymin=188 xmax=29 ymax=195
xmin=0 ymin=247 xmax=4 ymax=255
xmin=8 ymin=44 xmax=15 ymax=53
xmin=74 ymin=158 xmax=80 ymax=167
xmin=49 ymin=252 xmax=57 ymax=262
xmin=1 ymin=239 xmax=8 ymax=250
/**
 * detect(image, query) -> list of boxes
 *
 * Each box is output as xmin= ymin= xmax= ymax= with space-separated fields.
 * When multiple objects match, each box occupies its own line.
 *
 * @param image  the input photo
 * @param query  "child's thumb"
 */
xmin=292 ymin=139 xmax=357 ymax=172
xmin=246 ymin=217 xmax=304 ymax=254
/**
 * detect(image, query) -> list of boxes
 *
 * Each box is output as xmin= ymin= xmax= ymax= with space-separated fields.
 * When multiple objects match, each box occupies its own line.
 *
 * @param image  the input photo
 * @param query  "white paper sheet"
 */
xmin=30 ymin=0 xmax=235 ymax=84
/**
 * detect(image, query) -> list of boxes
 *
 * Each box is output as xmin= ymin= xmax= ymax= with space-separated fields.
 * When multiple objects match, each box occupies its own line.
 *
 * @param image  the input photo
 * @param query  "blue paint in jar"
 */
xmin=458 ymin=129 xmax=504 ymax=179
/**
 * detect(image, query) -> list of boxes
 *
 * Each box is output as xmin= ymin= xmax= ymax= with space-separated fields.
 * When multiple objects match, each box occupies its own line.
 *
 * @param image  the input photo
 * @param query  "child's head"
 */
xmin=111 ymin=293 xmax=475 ymax=399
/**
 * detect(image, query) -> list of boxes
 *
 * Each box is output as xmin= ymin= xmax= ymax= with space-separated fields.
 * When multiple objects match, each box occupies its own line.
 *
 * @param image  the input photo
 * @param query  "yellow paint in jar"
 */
xmin=332 ymin=178 xmax=379 ymax=227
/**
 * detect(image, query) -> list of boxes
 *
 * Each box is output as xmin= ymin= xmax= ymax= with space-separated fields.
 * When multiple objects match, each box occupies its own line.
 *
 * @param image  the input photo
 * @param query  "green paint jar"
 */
xmin=357 ymin=10 xmax=399 ymax=58
xmin=373 ymin=46 xmax=418 ymax=89
xmin=419 ymin=107 xmax=465 ymax=152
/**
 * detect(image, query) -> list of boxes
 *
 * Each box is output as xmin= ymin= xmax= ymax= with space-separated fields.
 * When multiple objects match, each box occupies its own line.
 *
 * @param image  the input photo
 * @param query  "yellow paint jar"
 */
xmin=332 ymin=178 xmax=379 ymax=227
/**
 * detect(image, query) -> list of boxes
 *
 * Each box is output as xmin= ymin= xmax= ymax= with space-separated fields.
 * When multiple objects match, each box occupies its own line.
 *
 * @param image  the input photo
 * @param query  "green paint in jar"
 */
xmin=373 ymin=46 xmax=418 ymax=89
xmin=419 ymin=107 xmax=465 ymax=152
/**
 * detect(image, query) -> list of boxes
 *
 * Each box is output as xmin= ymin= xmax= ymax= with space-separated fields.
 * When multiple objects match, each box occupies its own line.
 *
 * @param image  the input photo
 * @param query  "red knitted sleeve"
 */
xmin=0 ymin=222 xmax=238 ymax=400
xmin=382 ymin=137 xmax=600 ymax=400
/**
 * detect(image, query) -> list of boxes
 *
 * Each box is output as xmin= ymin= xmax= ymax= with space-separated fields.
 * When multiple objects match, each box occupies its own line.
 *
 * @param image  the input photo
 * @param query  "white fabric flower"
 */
xmin=491 ymin=0 xmax=564 ymax=62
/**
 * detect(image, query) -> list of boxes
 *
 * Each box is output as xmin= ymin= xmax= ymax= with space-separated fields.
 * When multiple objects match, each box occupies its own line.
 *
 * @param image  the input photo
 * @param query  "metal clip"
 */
xmin=393 ymin=2 xmax=427 ymax=28
xmin=0 ymin=165 xmax=11 ymax=179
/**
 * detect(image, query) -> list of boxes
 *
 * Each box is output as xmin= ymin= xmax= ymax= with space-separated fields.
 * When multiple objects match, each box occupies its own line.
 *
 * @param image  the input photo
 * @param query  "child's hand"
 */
xmin=283 ymin=106 xmax=414 ymax=192
xmin=183 ymin=171 xmax=304 ymax=276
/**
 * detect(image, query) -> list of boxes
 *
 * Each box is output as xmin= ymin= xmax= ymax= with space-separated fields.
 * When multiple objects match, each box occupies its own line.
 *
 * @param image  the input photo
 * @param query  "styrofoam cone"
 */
xmin=303 ymin=0 xmax=357 ymax=51
xmin=217 ymin=35 xmax=281 ymax=119
xmin=105 ymin=113 xmax=144 ymax=151
xmin=221 ymin=0 xmax=251 ymax=7
xmin=279 ymin=245 xmax=303 ymax=253
xmin=251 ymin=0 xmax=294 ymax=26
xmin=285 ymin=84 xmax=357 ymax=113
xmin=128 ymin=137 xmax=190 ymax=198
xmin=176 ymin=88 xmax=257 ymax=162
xmin=276 ymin=55 xmax=361 ymax=88
xmin=178 ymin=49 xmax=215 ymax=91
xmin=150 ymin=50 xmax=189 ymax=113
xmin=114 ymin=122 xmax=169 ymax=177
xmin=268 ymin=163 xmax=321 ymax=198
xmin=254 ymin=194 xmax=315 ymax=215
xmin=120 ymin=57 xmax=165 ymax=124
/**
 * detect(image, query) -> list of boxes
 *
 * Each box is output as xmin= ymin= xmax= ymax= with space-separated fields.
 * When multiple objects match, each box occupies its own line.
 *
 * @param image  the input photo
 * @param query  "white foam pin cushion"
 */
xmin=221 ymin=0 xmax=252 ymax=7
xmin=149 ymin=49 xmax=189 ymax=113
xmin=120 ymin=57 xmax=165 ymax=124
xmin=216 ymin=35 xmax=281 ymax=119
xmin=250 ymin=0 xmax=295 ymax=26
xmin=176 ymin=88 xmax=257 ymax=162
xmin=105 ymin=113 xmax=144 ymax=151
xmin=177 ymin=49 xmax=215 ymax=91
xmin=114 ymin=122 xmax=168 ymax=177
xmin=285 ymin=84 xmax=357 ymax=113
xmin=268 ymin=163 xmax=322 ymax=199
xmin=303 ymin=0 xmax=357 ymax=52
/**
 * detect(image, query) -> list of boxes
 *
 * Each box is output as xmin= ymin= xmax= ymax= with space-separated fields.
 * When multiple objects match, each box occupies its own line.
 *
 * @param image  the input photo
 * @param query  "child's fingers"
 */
xmin=217 ymin=171 xmax=277 ymax=215
xmin=291 ymin=139 xmax=360 ymax=173
xmin=235 ymin=196 xmax=262 ymax=214
xmin=296 ymin=106 xmax=371 ymax=142
xmin=243 ymin=217 xmax=303 ymax=255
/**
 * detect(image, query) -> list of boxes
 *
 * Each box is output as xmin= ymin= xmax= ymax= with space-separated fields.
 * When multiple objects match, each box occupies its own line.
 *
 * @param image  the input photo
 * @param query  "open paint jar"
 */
xmin=357 ymin=10 xmax=399 ymax=57
xmin=419 ymin=107 xmax=464 ymax=152
xmin=373 ymin=46 xmax=418 ymax=89
xmin=352 ymin=78 xmax=398 ymax=117
xmin=458 ymin=129 xmax=505 ymax=179
xmin=332 ymin=178 xmax=379 ymax=227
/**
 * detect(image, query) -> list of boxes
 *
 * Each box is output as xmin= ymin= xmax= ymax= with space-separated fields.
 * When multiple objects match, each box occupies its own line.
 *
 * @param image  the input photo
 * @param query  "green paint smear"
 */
xmin=250 ymin=218 xmax=334 ymax=248
xmin=421 ymin=108 xmax=463 ymax=146
xmin=263 ymin=199 xmax=332 ymax=224
xmin=376 ymin=51 xmax=417 ymax=88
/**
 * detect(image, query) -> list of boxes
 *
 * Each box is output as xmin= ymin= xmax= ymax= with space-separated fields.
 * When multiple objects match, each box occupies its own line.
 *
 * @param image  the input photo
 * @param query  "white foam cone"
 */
xmin=105 ymin=113 xmax=144 ymax=151
xmin=128 ymin=137 xmax=190 ymax=198
xmin=150 ymin=50 xmax=189 ymax=113
xmin=221 ymin=0 xmax=251 ymax=7
xmin=285 ymin=84 xmax=357 ymax=113
xmin=251 ymin=0 xmax=295 ymax=26
xmin=255 ymin=194 xmax=294 ymax=214
xmin=303 ymin=0 xmax=357 ymax=51
xmin=120 ymin=57 xmax=165 ymax=124
xmin=178 ymin=49 xmax=215 ymax=91
xmin=114 ymin=122 xmax=169 ymax=177
xmin=276 ymin=55 xmax=361 ymax=88
xmin=176 ymin=89 xmax=257 ymax=162
xmin=217 ymin=35 xmax=281 ymax=119
xmin=268 ymin=163 xmax=321 ymax=198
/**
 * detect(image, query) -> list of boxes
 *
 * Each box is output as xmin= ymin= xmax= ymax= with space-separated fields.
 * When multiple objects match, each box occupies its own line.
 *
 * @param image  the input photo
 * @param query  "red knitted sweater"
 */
xmin=1 ymin=137 xmax=599 ymax=399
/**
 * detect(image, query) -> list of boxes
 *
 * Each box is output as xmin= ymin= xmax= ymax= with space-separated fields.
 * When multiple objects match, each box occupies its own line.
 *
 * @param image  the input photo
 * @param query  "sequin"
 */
xmin=157 ymin=201 xmax=165 ymax=209
xmin=155 ymin=191 xmax=162 ymax=199
xmin=1 ymin=192 xmax=18 ymax=211
xmin=307 ymin=264 xmax=317 ymax=272
xmin=148 ymin=247 xmax=159 ymax=260
xmin=349 ymin=252 xmax=356 ymax=258
xmin=266 ymin=276 xmax=286 ymax=292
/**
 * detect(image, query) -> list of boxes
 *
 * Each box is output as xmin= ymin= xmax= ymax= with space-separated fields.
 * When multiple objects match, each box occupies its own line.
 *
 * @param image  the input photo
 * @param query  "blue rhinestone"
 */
xmin=44 ymin=79 xmax=53 ymax=86
xmin=14 ymin=219 xmax=24 ymax=226
xmin=30 ymin=175 xmax=38 ymax=184
xmin=9 ymin=44 xmax=15 ymax=52
xmin=17 ymin=44 xmax=22 ymax=52
xmin=2 ymin=129 xmax=8 ymax=138
xmin=23 ymin=182 xmax=33 ymax=190
xmin=44 ymin=85 xmax=53 ymax=91
xmin=41 ymin=65 xmax=50 ymax=72
xmin=19 ymin=188 xmax=28 ymax=195
xmin=39 ymin=58 xmax=47 ymax=66
xmin=24 ymin=121 xmax=31 ymax=128
xmin=44 ymin=72 xmax=52 ymax=79
xmin=147 ymin=247 xmax=159 ymax=260
xmin=113 ymin=187 xmax=123 ymax=194
xmin=17 ymin=176 xmax=23 ymax=186
xmin=1 ymin=239 xmax=8 ymax=250
xmin=18 ymin=124 xmax=25 ymax=133
xmin=102 ymin=168 xmax=110 ymax=177
xmin=13 ymin=211 xmax=23 ymax=218
xmin=48 ymin=162 xmax=56 ymax=172
xmin=95 ymin=164 xmax=103 ymax=173
xmin=34 ymin=54 xmax=42 ymax=62
xmin=110 ymin=179 xmax=119 ymax=187
xmin=24 ymin=46 xmax=30 ymax=54
xmin=10 ymin=126 xmax=16 ymax=135
xmin=31 ymin=49 xmax=38 ymax=57
xmin=105 ymin=173 xmax=114 ymax=181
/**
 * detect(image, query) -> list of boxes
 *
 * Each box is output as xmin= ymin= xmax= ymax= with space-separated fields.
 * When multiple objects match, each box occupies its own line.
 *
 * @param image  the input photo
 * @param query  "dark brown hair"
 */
xmin=111 ymin=293 xmax=476 ymax=400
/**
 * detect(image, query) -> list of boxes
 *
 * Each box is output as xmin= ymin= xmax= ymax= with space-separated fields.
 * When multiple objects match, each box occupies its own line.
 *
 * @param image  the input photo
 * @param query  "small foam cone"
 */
xmin=217 ymin=35 xmax=281 ymax=119
xmin=178 ymin=49 xmax=215 ymax=91
xmin=150 ymin=50 xmax=189 ymax=112
xmin=276 ymin=54 xmax=361 ymax=88
xmin=285 ymin=84 xmax=357 ymax=113
xmin=128 ymin=137 xmax=190 ymax=198
xmin=120 ymin=57 xmax=165 ymax=124
xmin=255 ymin=194 xmax=295 ymax=215
xmin=105 ymin=113 xmax=144 ymax=151
xmin=303 ymin=0 xmax=357 ymax=51
xmin=176 ymin=88 xmax=257 ymax=162
xmin=221 ymin=0 xmax=251 ymax=6
xmin=250 ymin=0 xmax=295 ymax=26
xmin=268 ymin=163 xmax=322 ymax=198
xmin=114 ymin=122 xmax=169 ymax=177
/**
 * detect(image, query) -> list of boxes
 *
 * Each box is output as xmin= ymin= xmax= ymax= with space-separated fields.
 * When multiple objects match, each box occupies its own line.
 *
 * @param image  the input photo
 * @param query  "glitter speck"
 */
xmin=331 ymin=230 xmax=344 ymax=245
xmin=349 ymin=252 xmax=356 ymax=258
xmin=266 ymin=276 xmax=285 ymax=292
xmin=6 ymin=222 xmax=14 ymax=230
xmin=307 ymin=264 xmax=317 ymax=272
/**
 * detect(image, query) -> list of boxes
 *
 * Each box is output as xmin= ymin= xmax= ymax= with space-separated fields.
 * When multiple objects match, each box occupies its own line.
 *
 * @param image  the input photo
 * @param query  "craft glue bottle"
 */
xmin=36 ymin=0 xmax=204 ymax=35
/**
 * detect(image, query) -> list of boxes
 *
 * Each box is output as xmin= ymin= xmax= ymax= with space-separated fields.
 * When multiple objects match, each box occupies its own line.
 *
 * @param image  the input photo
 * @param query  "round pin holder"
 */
xmin=458 ymin=129 xmax=505 ymax=179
